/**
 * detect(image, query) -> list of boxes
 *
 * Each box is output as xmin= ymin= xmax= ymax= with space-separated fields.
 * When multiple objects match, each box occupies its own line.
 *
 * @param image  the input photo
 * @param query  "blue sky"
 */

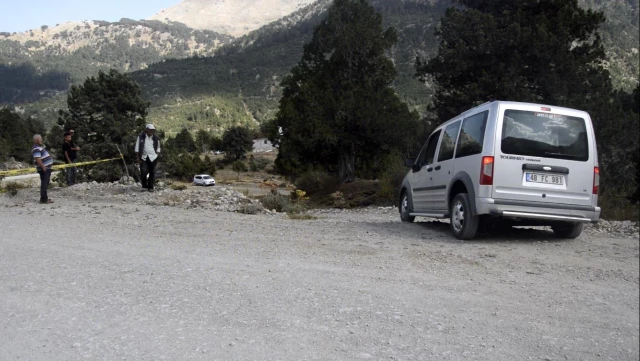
xmin=0 ymin=0 xmax=179 ymax=33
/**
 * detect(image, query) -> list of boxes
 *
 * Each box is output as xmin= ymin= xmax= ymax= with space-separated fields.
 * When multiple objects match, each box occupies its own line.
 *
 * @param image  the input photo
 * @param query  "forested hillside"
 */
xmin=132 ymin=0 xmax=451 ymax=134
xmin=131 ymin=0 xmax=638 ymax=134
xmin=0 ymin=0 xmax=637 ymax=134
xmin=0 ymin=19 xmax=232 ymax=104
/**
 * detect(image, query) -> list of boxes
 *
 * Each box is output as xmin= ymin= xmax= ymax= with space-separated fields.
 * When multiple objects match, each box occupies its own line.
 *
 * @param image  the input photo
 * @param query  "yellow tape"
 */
xmin=0 ymin=157 xmax=121 ymax=177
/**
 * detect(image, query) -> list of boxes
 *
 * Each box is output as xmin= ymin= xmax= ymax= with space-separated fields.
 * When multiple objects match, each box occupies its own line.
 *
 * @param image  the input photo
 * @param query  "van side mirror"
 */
xmin=404 ymin=158 xmax=415 ymax=168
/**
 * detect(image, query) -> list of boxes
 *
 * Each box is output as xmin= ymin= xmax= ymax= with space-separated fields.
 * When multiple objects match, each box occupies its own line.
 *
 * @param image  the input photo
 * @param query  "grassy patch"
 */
xmin=287 ymin=212 xmax=317 ymax=220
xmin=170 ymin=184 xmax=187 ymax=191
xmin=1 ymin=182 xmax=27 ymax=196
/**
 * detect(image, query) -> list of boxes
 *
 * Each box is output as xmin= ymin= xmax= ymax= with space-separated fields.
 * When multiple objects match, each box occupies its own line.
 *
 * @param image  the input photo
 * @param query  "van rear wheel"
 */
xmin=400 ymin=191 xmax=415 ymax=223
xmin=450 ymin=193 xmax=479 ymax=240
xmin=551 ymin=222 xmax=584 ymax=239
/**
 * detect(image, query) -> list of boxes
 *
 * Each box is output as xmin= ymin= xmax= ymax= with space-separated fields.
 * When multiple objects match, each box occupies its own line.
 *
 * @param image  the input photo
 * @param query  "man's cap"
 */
xmin=146 ymin=124 xmax=156 ymax=130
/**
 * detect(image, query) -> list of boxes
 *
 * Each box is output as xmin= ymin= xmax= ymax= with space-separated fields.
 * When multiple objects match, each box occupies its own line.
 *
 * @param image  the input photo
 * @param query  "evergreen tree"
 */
xmin=417 ymin=0 xmax=638 ymax=200
xmin=417 ymin=0 xmax=612 ymax=122
xmin=174 ymin=128 xmax=197 ymax=153
xmin=57 ymin=69 xmax=149 ymax=181
xmin=222 ymin=126 xmax=253 ymax=161
xmin=195 ymin=129 xmax=212 ymax=153
xmin=269 ymin=0 xmax=420 ymax=183
xmin=0 ymin=108 xmax=45 ymax=162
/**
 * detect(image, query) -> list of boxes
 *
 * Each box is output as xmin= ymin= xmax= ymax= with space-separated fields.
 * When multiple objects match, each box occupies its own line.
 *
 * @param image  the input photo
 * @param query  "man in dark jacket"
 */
xmin=62 ymin=131 xmax=80 ymax=186
xmin=134 ymin=124 xmax=161 ymax=192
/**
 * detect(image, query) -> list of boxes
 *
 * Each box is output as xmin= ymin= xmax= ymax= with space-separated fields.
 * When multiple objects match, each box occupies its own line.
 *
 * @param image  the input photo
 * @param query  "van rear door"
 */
xmin=492 ymin=105 xmax=595 ymax=207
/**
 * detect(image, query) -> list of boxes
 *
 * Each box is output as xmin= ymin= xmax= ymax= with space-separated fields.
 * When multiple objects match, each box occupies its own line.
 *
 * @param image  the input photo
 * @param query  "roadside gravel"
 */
xmin=0 ymin=183 xmax=638 ymax=360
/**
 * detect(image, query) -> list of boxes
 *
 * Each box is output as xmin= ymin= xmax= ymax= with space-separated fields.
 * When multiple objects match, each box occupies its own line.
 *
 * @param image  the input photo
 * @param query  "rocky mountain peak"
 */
xmin=149 ymin=0 xmax=317 ymax=37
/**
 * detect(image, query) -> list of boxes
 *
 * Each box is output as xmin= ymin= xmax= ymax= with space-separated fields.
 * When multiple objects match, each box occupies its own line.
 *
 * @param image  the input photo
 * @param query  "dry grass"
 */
xmin=287 ymin=213 xmax=317 ymax=220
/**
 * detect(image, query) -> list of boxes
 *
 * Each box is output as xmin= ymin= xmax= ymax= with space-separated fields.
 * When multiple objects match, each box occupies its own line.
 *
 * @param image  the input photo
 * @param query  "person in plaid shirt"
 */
xmin=31 ymin=134 xmax=54 ymax=204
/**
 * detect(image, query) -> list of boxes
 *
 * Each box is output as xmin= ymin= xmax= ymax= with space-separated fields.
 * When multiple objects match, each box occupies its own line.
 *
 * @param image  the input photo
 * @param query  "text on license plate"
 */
xmin=526 ymin=172 xmax=564 ymax=185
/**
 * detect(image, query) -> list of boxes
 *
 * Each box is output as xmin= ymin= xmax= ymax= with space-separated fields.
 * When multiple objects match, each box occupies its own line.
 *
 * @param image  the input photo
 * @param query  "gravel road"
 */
xmin=0 ymin=185 xmax=638 ymax=361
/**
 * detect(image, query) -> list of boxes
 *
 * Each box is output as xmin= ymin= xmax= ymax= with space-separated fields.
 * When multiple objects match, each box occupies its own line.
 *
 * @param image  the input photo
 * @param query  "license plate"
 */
xmin=526 ymin=172 xmax=564 ymax=185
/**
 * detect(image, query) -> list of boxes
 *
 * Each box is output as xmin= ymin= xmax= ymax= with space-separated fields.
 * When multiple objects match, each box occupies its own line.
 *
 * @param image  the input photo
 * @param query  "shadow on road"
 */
xmin=363 ymin=218 xmax=569 ymax=245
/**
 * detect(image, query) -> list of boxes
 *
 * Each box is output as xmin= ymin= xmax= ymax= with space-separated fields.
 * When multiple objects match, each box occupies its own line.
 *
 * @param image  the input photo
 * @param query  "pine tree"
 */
xmin=57 ymin=69 xmax=149 ymax=181
xmin=269 ymin=0 xmax=420 ymax=183
xmin=222 ymin=126 xmax=253 ymax=161
xmin=417 ymin=0 xmax=612 ymax=122
xmin=174 ymin=128 xmax=197 ymax=153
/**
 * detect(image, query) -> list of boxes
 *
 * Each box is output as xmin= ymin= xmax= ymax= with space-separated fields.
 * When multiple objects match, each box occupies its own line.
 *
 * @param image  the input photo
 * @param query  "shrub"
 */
xmin=232 ymin=160 xmax=248 ymax=178
xmin=294 ymin=170 xmax=340 ymax=195
xmin=329 ymin=191 xmax=347 ymax=208
xmin=171 ymin=184 xmax=187 ymax=191
xmin=259 ymin=190 xmax=290 ymax=212
xmin=249 ymin=156 xmax=271 ymax=172
xmin=237 ymin=203 xmax=263 ymax=215
xmin=378 ymin=151 xmax=407 ymax=202
xmin=599 ymin=192 xmax=639 ymax=221
xmin=2 ymin=182 xmax=25 ymax=196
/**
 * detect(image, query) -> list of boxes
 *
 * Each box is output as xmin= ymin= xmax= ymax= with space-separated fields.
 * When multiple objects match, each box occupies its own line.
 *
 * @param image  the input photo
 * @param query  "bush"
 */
xmin=599 ymin=191 xmax=639 ymax=221
xmin=259 ymin=190 xmax=291 ymax=212
xmin=294 ymin=170 xmax=340 ymax=195
xmin=171 ymin=184 xmax=187 ymax=191
xmin=237 ymin=203 xmax=263 ymax=215
xmin=249 ymin=156 xmax=271 ymax=172
xmin=232 ymin=160 xmax=248 ymax=178
xmin=378 ymin=151 xmax=407 ymax=202
xmin=2 ymin=181 xmax=25 ymax=196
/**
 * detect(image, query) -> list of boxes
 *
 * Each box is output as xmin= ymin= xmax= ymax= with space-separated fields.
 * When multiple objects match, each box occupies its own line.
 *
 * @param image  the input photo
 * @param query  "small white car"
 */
xmin=193 ymin=174 xmax=216 ymax=186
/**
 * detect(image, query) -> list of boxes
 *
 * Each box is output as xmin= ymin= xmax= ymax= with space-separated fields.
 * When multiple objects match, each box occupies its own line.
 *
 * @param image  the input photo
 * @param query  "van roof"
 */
xmin=438 ymin=100 xmax=589 ymax=127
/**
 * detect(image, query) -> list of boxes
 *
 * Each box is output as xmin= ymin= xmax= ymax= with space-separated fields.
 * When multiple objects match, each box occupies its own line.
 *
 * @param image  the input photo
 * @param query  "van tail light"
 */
xmin=480 ymin=156 xmax=494 ymax=185
xmin=593 ymin=166 xmax=600 ymax=195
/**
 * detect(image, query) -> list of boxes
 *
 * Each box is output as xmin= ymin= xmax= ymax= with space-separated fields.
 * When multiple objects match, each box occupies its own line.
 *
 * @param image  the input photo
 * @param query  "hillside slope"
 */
xmin=1 ymin=0 xmax=637 ymax=133
xmin=0 ymin=19 xmax=232 ymax=103
xmin=149 ymin=0 xmax=317 ymax=37
xmin=133 ymin=0 xmax=638 ymax=133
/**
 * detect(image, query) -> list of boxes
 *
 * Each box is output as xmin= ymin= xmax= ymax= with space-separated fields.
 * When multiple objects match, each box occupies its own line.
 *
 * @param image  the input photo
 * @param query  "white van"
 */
xmin=400 ymin=101 xmax=600 ymax=240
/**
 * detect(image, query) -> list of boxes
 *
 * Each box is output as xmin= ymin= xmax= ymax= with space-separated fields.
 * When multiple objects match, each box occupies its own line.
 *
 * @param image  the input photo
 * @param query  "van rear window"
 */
xmin=501 ymin=110 xmax=589 ymax=162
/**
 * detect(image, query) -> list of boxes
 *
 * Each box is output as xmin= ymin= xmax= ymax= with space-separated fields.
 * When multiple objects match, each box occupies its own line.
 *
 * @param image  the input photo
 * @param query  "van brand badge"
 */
xmin=543 ymin=166 xmax=552 ymax=171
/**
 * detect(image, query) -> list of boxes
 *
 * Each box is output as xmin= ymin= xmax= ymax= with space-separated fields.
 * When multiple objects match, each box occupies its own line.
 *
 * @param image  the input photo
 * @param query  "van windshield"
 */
xmin=501 ymin=109 xmax=589 ymax=161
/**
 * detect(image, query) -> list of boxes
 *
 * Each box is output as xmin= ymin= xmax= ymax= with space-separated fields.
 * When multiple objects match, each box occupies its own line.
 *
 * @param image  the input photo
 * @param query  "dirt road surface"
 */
xmin=0 ymin=189 xmax=638 ymax=361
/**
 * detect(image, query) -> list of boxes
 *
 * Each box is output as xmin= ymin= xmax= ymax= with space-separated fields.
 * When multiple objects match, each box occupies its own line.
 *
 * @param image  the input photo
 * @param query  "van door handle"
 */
xmin=426 ymin=166 xmax=433 ymax=172
xmin=435 ymin=165 xmax=442 ymax=171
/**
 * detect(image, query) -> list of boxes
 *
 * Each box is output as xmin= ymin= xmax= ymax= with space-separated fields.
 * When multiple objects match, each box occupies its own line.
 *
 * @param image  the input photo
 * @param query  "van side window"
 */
xmin=422 ymin=130 xmax=441 ymax=166
xmin=437 ymin=121 xmax=461 ymax=162
xmin=456 ymin=111 xmax=488 ymax=159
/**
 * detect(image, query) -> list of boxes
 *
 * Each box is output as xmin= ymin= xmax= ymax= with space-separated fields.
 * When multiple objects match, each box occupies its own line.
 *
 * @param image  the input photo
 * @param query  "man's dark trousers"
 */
xmin=37 ymin=168 xmax=52 ymax=202
xmin=140 ymin=158 xmax=157 ymax=190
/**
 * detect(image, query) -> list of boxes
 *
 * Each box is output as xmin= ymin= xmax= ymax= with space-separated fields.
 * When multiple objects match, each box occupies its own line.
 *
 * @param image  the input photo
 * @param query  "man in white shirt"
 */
xmin=135 ymin=124 xmax=161 ymax=192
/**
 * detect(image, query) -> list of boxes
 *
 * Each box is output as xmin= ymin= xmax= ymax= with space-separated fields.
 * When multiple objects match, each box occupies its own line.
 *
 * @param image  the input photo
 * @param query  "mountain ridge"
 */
xmin=149 ymin=0 xmax=317 ymax=37
xmin=0 ymin=0 xmax=637 ymax=134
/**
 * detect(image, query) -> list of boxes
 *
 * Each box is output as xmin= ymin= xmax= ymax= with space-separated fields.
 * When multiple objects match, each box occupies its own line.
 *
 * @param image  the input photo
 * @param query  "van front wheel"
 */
xmin=450 ymin=193 xmax=479 ymax=240
xmin=551 ymin=222 xmax=584 ymax=239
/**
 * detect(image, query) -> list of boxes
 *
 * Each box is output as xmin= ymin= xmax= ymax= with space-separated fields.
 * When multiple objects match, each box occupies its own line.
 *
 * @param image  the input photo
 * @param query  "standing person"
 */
xmin=32 ymin=134 xmax=54 ymax=204
xmin=62 ymin=131 xmax=80 ymax=186
xmin=135 ymin=124 xmax=161 ymax=192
